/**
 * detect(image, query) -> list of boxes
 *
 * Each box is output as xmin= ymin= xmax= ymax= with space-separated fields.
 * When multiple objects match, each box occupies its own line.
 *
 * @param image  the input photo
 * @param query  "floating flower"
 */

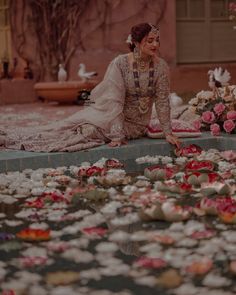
xmin=219 ymin=212 xmax=236 ymax=224
xmin=185 ymin=160 xmax=214 ymax=172
xmin=81 ymin=227 xmax=108 ymax=237
xmin=95 ymin=174 xmax=131 ymax=187
xmin=185 ymin=172 xmax=218 ymax=185
xmin=144 ymin=165 xmax=176 ymax=181
xmin=191 ymin=229 xmax=216 ymax=240
xmin=24 ymin=192 xmax=68 ymax=208
xmin=229 ymin=261 xmax=236 ymax=275
xmin=18 ymin=256 xmax=48 ymax=268
xmin=220 ymin=150 xmax=236 ymax=161
xmin=150 ymin=234 xmax=175 ymax=245
xmin=46 ymin=241 xmax=70 ymax=252
xmin=202 ymin=272 xmax=231 ymax=288
xmin=185 ymin=257 xmax=213 ymax=275
xmin=156 ymin=269 xmax=183 ymax=289
xmin=140 ymin=201 xmax=191 ymax=222
xmin=16 ymin=228 xmax=51 ymax=242
xmin=175 ymin=144 xmax=202 ymax=157
xmin=78 ymin=166 xmax=106 ymax=177
xmin=105 ymin=158 xmax=124 ymax=169
xmin=2 ymin=290 xmax=16 ymax=295
xmin=134 ymin=257 xmax=167 ymax=269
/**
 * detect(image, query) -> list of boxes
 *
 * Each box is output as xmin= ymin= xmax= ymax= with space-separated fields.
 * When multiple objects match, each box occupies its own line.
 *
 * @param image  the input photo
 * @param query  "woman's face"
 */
xmin=139 ymin=31 xmax=160 ymax=58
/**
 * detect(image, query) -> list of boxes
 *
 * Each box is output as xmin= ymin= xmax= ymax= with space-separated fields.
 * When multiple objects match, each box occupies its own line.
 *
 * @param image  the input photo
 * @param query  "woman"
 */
xmin=0 ymin=23 xmax=180 ymax=152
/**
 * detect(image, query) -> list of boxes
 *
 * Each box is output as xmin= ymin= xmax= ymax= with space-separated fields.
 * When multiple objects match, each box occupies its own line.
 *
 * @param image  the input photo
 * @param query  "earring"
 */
xmin=133 ymin=46 xmax=140 ymax=60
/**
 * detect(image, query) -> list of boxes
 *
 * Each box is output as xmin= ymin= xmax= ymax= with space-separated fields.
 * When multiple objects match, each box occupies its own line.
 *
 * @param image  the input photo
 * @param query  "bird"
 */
xmin=208 ymin=67 xmax=231 ymax=98
xmin=58 ymin=64 xmax=67 ymax=82
xmin=170 ymin=92 xmax=183 ymax=107
xmin=78 ymin=63 xmax=97 ymax=82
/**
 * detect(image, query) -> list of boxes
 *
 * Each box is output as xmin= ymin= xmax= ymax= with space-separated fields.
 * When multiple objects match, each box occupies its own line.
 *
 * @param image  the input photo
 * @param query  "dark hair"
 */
xmin=128 ymin=23 xmax=153 ymax=52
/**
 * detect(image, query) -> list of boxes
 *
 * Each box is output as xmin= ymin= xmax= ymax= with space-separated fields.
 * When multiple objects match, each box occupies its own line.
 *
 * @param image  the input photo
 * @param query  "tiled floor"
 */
xmin=0 ymin=102 xmax=82 ymax=128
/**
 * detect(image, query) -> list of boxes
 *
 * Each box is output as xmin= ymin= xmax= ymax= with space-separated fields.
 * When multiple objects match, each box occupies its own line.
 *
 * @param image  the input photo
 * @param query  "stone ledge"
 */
xmin=1 ymin=133 xmax=235 ymax=174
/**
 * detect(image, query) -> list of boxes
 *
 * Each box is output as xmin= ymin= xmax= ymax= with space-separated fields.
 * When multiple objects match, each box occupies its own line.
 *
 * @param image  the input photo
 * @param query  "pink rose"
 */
xmin=213 ymin=103 xmax=226 ymax=115
xmin=193 ymin=120 xmax=201 ymax=131
xmin=210 ymin=123 xmax=220 ymax=136
xmin=226 ymin=110 xmax=236 ymax=120
xmin=223 ymin=119 xmax=235 ymax=133
xmin=201 ymin=111 xmax=215 ymax=124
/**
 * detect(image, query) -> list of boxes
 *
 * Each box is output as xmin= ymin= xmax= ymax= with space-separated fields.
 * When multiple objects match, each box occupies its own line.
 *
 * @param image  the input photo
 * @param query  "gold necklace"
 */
xmin=132 ymin=59 xmax=155 ymax=114
xmin=133 ymin=49 xmax=151 ymax=72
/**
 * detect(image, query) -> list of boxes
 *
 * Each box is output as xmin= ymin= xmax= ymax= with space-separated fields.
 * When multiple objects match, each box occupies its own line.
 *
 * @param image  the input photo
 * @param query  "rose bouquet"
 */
xmin=189 ymin=86 xmax=236 ymax=135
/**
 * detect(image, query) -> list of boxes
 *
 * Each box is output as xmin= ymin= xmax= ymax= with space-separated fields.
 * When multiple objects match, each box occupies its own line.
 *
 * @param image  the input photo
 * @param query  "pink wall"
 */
xmin=69 ymin=0 xmax=176 ymax=82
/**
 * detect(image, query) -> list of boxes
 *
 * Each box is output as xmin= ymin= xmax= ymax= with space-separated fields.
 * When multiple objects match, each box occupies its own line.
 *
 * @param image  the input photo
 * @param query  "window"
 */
xmin=176 ymin=0 xmax=236 ymax=63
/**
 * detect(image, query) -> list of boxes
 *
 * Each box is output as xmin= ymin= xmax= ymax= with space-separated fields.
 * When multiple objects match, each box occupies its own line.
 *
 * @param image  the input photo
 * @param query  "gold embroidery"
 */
xmin=139 ymin=96 xmax=151 ymax=114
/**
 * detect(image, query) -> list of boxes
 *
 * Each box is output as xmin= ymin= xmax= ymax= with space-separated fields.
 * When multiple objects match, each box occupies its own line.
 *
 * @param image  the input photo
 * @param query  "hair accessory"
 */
xmin=126 ymin=34 xmax=132 ymax=44
xmin=149 ymin=23 xmax=159 ymax=34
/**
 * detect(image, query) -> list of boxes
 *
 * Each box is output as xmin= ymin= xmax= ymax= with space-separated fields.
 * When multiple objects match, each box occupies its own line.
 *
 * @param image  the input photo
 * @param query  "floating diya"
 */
xmin=185 ymin=257 xmax=213 ymax=275
xmin=16 ymin=228 xmax=51 ymax=242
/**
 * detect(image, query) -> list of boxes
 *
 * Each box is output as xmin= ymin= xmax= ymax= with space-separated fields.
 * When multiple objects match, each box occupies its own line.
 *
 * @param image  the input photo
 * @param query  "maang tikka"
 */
xmin=149 ymin=23 xmax=159 ymax=35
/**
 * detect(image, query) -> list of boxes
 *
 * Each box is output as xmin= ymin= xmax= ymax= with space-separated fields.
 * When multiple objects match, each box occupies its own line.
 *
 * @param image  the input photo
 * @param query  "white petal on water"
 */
xmin=108 ymin=230 xmax=130 ymax=242
xmin=29 ymin=222 xmax=49 ymax=230
xmin=173 ymin=283 xmax=201 ymax=295
xmin=101 ymin=201 xmax=122 ymax=217
xmin=0 ymin=195 xmax=17 ymax=204
xmin=62 ymin=248 xmax=94 ymax=263
xmin=28 ymin=285 xmax=47 ymax=295
xmin=0 ymin=267 xmax=7 ymax=280
xmin=203 ymin=272 xmax=231 ymax=288
xmin=110 ymin=213 xmax=139 ymax=226
xmin=4 ymin=220 xmax=23 ymax=227
xmin=14 ymin=271 xmax=41 ymax=283
xmin=135 ymin=275 xmax=156 ymax=287
xmin=22 ymin=246 xmax=47 ymax=257
xmin=1 ymin=280 xmax=28 ymax=291
xmin=130 ymin=231 xmax=149 ymax=242
xmin=80 ymin=269 xmax=101 ymax=281
xmin=95 ymin=242 xmax=119 ymax=253
xmin=50 ymin=286 xmax=79 ymax=295
xmin=177 ymin=238 xmax=198 ymax=248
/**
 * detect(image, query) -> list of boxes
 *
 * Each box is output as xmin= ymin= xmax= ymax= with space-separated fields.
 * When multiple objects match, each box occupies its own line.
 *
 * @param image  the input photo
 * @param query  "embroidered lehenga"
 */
xmin=0 ymin=54 xmax=171 ymax=152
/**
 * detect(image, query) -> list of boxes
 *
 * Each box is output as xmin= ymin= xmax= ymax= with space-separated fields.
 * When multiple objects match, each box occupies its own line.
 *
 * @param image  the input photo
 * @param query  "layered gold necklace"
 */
xmin=132 ymin=54 xmax=155 ymax=114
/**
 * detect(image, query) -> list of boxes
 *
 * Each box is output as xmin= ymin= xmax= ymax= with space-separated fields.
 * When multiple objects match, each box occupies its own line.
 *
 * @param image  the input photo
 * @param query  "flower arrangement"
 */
xmin=229 ymin=2 xmax=236 ymax=30
xmin=189 ymin=86 xmax=236 ymax=135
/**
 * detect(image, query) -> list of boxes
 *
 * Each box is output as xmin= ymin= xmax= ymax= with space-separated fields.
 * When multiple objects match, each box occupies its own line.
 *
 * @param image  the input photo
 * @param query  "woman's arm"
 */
xmin=108 ymin=113 xmax=127 ymax=147
xmin=105 ymin=56 xmax=126 ymax=146
xmin=155 ymin=60 xmax=181 ymax=148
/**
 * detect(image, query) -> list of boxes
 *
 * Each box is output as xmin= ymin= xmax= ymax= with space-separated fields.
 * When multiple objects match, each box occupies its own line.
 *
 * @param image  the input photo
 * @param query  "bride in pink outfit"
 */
xmin=0 ymin=23 xmax=181 ymax=152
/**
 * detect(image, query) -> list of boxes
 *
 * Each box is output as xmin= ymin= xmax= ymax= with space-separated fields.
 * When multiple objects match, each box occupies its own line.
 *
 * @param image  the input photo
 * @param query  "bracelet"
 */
xmin=165 ymin=133 xmax=173 ymax=137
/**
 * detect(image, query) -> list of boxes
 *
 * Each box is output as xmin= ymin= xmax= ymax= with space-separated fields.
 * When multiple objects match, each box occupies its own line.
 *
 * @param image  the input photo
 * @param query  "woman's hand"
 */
xmin=108 ymin=140 xmax=127 ymax=147
xmin=165 ymin=133 xmax=181 ymax=148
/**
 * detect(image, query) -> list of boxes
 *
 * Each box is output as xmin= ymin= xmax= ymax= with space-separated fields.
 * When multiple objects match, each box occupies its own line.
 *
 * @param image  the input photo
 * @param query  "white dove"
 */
xmin=170 ymin=92 xmax=183 ymax=107
xmin=58 ymin=64 xmax=67 ymax=82
xmin=208 ymin=67 xmax=231 ymax=98
xmin=78 ymin=63 xmax=97 ymax=82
